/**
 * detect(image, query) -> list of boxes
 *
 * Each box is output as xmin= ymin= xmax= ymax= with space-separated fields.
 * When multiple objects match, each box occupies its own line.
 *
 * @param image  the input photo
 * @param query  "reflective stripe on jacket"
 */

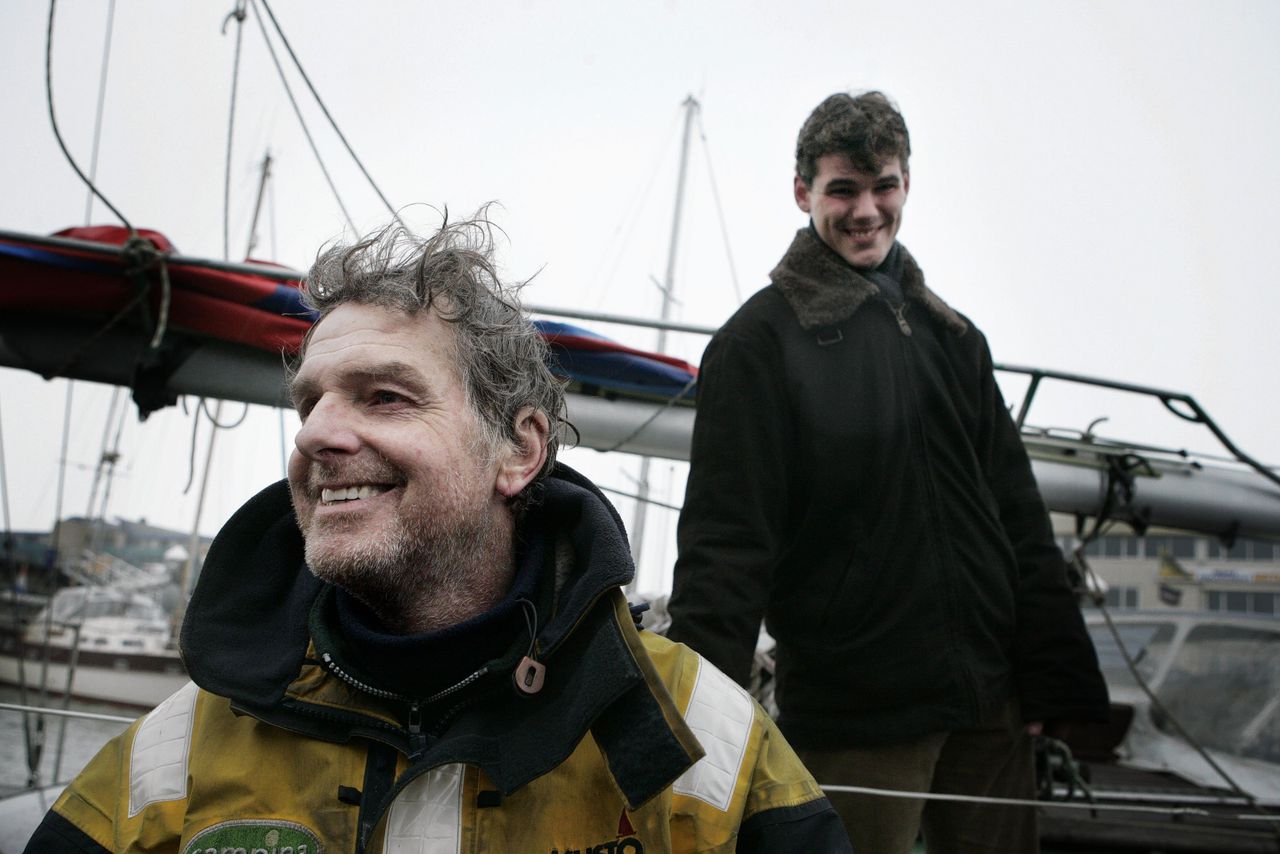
xmin=33 ymin=603 xmax=847 ymax=853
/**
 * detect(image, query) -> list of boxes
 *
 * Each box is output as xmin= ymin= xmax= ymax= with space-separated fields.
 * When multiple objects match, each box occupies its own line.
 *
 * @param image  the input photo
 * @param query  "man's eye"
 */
xmin=371 ymin=390 xmax=404 ymax=406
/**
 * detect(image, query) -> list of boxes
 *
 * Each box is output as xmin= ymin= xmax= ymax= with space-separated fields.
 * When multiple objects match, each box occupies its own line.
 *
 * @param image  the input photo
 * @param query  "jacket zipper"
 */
xmin=321 ymin=652 xmax=408 ymax=701
xmin=893 ymin=319 xmax=981 ymax=720
xmin=406 ymin=701 xmax=424 ymax=755
xmin=320 ymin=651 xmax=490 ymax=754
xmin=891 ymin=301 xmax=913 ymax=336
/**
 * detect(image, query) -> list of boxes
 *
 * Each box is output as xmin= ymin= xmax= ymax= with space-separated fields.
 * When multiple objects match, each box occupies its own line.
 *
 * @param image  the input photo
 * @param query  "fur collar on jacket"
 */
xmin=769 ymin=227 xmax=968 ymax=335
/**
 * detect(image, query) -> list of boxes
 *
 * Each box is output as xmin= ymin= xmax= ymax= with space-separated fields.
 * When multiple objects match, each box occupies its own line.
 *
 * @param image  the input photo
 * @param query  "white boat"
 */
xmin=1036 ymin=610 xmax=1280 ymax=852
xmin=0 ymin=586 xmax=185 ymax=710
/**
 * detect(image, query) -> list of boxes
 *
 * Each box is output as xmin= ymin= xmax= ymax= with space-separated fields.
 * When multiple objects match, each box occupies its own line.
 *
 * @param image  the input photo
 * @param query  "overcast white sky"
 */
xmin=2 ymin=1 xmax=1277 ymax=592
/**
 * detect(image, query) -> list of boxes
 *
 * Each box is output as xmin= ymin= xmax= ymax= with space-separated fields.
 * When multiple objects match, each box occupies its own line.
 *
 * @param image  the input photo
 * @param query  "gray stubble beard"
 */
xmin=295 ymin=456 xmax=510 ymax=633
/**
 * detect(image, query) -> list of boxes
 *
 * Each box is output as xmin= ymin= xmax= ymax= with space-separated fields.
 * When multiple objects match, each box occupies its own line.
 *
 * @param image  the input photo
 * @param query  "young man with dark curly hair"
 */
xmin=667 ymin=92 xmax=1109 ymax=853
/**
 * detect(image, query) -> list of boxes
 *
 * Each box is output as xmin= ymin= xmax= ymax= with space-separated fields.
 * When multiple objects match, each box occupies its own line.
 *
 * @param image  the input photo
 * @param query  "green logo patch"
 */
xmin=183 ymin=819 xmax=322 ymax=854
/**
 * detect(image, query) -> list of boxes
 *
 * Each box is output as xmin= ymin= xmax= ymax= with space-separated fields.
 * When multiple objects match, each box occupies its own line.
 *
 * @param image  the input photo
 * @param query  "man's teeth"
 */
xmin=321 ymin=485 xmax=386 ymax=504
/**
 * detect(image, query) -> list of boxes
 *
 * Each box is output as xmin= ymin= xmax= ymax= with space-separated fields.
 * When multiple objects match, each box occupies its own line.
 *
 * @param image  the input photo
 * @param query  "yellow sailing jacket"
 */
xmin=29 ymin=471 xmax=849 ymax=853
xmin=44 ymin=614 xmax=839 ymax=853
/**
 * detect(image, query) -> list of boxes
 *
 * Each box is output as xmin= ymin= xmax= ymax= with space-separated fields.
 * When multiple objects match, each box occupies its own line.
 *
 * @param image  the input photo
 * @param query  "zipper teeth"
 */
xmin=321 ymin=651 xmax=489 ymax=707
xmin=422 ymin=666 xmax=489 ymax=705
xmin=321 ymin=652 xmax=408 ymax=701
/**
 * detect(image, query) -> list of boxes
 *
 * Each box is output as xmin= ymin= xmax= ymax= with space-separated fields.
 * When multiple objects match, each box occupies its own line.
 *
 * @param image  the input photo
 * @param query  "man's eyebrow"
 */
xmin=823 ymin=177 xmax=869 ymax=192
xmin=360 ymin=363 xmax=435 ymax=399
xmin=288 ymin=362 xmax=433 ymax=408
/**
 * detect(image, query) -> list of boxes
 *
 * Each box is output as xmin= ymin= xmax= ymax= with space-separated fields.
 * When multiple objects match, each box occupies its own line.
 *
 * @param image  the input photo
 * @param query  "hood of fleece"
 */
xmin=180 ymin=463 xmax=635 ymax=708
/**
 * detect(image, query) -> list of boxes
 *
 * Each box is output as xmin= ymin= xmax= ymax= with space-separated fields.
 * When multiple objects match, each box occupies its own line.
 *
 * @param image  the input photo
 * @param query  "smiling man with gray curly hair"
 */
xmin=28 ymin=210 xmax=849 ymax=854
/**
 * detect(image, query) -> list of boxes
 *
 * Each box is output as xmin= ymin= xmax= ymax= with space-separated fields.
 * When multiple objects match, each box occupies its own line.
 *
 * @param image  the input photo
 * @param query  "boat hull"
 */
xmin=0 ymin=634 xmax=186 ymax=710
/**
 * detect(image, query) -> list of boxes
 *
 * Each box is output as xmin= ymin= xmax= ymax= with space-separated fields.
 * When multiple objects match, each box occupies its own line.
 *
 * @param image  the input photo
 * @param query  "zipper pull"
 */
xmin=513 ymin=656 xmax=546 ymax=696
xmin=407 ymin=702 xmax=426 ymax=755
xmin=893 ymin=303 xmax=913 ymax=336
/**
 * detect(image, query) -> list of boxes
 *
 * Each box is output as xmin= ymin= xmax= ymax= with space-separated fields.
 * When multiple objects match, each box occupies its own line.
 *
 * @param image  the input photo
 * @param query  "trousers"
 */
xmin=795 ymin=699 xmax=1038 ymax=854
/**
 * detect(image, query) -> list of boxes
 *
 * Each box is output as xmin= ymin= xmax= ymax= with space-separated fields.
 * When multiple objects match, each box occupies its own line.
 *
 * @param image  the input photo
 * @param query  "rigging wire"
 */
xmin=597 ymin=483 xmax=682 ymax=513
xmin=53 ymin=382 xmax=74 ymax=540
xmin=589 ymin=106 xmax=683 ymax=308
xmin=600 ymin=374 xmax=698 ymax=454
xmin=45 ymin=0 xmax=133 ymax=231
xmin=256 ymin=0 xmax=406 ymax=231
xmin=695 ymin=109 xmax=743 ymax=306
xmin=83 ymin=0 xmax=118 ymax=225
xmin=0 ymin=402 xmax=14 ymax=576
xmin=0 ymin=694 xmax=1274 ymax=831
xmin=0 ymin=400 xmax=42 ymax=787
xmin=819 ymin=782 xmax=1250 ymax=819
xmin=267 ymin=162 xmax=279 ymax=259
xmin=247 ymin=0 xmax=356 ymax=233
xmin=222 ymin=0 xmax=248 ymax=262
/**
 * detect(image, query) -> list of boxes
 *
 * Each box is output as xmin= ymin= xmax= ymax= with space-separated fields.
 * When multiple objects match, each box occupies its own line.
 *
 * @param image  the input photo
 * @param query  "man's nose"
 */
xmin=294 ymin=394 xmax=360 ymax=458
xmin=852 ymin=190 xmax=878 ymax=220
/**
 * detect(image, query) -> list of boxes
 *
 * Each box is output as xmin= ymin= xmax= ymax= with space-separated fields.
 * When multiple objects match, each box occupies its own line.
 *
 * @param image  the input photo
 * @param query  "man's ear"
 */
xmin=903 ymin=170 xmax=910 ymax=197
xmin=793 ymin=175 xmax=812 ymax=213
xmin=495 ymin=407 xmax=550 ymax=498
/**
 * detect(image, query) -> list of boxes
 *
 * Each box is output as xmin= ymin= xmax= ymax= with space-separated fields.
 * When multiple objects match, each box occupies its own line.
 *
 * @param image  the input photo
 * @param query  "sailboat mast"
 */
xmin=629 ymin=95 xmax=699 ymax=580
xmin=245 ymin=151 xmax=273 ymax=259
xmin=180 ymin=152 xmax=274 ymax=602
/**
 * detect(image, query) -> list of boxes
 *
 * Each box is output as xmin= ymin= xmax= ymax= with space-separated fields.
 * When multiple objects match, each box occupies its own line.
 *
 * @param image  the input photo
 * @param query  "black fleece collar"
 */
xmin=769 ymin=227 xmax=968 ymax=335
xmin=182 ymin=463 xmax=695 ymax=807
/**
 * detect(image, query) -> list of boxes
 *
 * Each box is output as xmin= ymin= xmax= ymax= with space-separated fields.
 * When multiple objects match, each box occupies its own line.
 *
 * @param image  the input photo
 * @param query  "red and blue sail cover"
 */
xmin=0 ymin=226 xmax=698 ymax=403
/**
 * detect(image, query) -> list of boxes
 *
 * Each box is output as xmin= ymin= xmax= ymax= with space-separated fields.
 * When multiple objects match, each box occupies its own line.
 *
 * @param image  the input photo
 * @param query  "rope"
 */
xmin=599 ymin=375 xmax=698 ymax=453
xmin=200 ymin=397 xmax=250 ymax=429
xmin=46 ymin=0 xmax=133 ymax=230
xmin=0 ymin=702 xmax=135 ymax=725
xmin=147 ymin=255 xmax=172 ymax=350
xmin=256 ymin=0 xmax=406 ymax=231
xmin=247 ymin=0 xmax=356 ymax=233
xmin=222 ymin=0 xmax=248 ymax=262
xmin=814 ymin=783 xmax=1280 ymax=824
xmin=183 ymin=398 xmax=251 ymax=494
xmin=42 ymin=235 xmax=168 ymax=380
xmin=183 ymin=398 xmax=202 ymax=494
xmin=84 ymin=0 xmax=118 ymax=225
xmin=1039 ymin=736 xmax=1094 ymax=805
xmin=695 ymin=109 xmax=743 ymax=306
xmin=1 ymin=696 xmax=1272 ymax=827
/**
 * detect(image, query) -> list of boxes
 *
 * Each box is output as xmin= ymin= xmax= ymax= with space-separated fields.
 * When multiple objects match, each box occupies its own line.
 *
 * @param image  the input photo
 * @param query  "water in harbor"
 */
xmin=0 ymin=685 xmax=136 ymax=797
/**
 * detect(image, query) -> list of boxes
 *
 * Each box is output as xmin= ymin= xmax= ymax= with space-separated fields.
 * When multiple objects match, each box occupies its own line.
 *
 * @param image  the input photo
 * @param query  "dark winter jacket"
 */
xmin=27 ymin=465 xmax=849 ymax=853
xmin=666 ymin=228 xmax=1108 ymax=749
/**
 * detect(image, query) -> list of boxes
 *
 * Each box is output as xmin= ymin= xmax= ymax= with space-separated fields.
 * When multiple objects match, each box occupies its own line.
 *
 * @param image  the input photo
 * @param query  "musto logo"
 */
xmin=550 ymin=812 xmax=643 ymax=854
xmin=549 ymin=841 xmax=642 ymax=854
xmin=183 ymin=820 xmax=322 ymax=854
